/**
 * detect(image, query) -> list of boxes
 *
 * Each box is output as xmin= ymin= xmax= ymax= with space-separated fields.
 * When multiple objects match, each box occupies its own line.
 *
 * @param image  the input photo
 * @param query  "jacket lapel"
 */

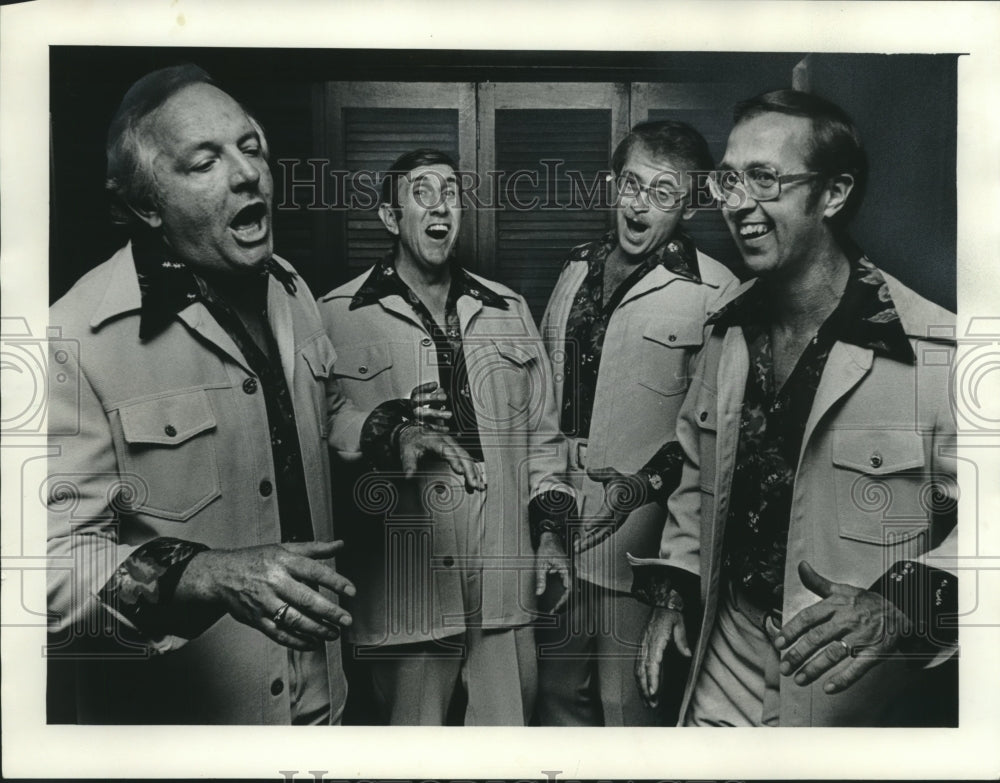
xmin=377 ymin=295 xmax=430 ymax=334
xmin=798 ymin=341 xmax=874 ymax=462
xmin=616 ymin=265 xmax=682 ymax=310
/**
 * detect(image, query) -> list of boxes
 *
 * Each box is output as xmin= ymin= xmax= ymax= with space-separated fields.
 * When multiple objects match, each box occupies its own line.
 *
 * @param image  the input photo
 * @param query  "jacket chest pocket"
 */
xmin=831 ymin=429 xmax=931 ymax=546
xmin=301 ymin=335 xmax=337 ymax=437
xmin=331 ymin=342 xmax=399 ymax=401
xmin=117 ymin=390 xmax=221 ymax=522
xmin=470 ymin=339 xmax=541 ymax=429
xmin=637 ymin=318 xmax=703 ymax=397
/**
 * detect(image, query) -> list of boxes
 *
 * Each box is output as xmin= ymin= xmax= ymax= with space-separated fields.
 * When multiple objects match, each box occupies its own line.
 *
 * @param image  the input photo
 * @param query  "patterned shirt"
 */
xmin=349 ymin=252 xmax=510 ymax=462
xmin=634 ymin=253 xmax=957 ymax=650
xmin=710 ymin=254 xmax=915 ymax=611
xmin=559 ymin=229 xmax=702 ymax=438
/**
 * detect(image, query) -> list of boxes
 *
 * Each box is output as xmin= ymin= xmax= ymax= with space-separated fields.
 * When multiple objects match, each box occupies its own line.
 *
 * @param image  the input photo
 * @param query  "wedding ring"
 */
xmin=272 ymin=602 xmax=291 ymax=626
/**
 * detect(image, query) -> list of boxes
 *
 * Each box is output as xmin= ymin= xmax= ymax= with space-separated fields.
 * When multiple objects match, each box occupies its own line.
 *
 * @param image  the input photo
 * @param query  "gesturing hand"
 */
xmin=534 ymin=531 xmax=571 ymax=612
xmin=408 ymin=381 xmax=452 ymax=433
xmin=635 ymin=598 xmax=691 ymax=708
xmin=398 ymin=425 xmax=486 ymax=493
xmin=176 ymin=540 xmax=356 ymax=651
xmin=774 ymin=560 xmax=910 ymax=694
xmin=572 ymin=467 xmax=647 ymax=554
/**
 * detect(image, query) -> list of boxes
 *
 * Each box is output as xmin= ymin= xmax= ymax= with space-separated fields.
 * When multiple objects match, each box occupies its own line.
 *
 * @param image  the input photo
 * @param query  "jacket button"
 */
xmin=699 ymin=411 xmax=708 ymax=422
xmin=259 ymin=480 xmax=273 ymax=497
xmin=270 ymin=678 xmax=284 ymax=696
xmin=164 ymin=425 xmax=177 ymax=437
xmin=421 ymin=338 xmax=432 ymax=347
xmin=242 ymin=377 xmax=258 ymax=394
xmin=443 ymin=556 xmax=455 ymax=568
xmin=358 ymin=365 xmax=368 ymax=375
xmin=668 ymin=334 xmax=677 ymax=342
xmin=870 ymin=454 xmax=883 ymax=468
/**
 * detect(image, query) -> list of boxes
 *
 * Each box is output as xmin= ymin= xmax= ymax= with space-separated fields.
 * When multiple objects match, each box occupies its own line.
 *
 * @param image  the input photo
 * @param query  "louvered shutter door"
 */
xmin=493 ymin=109 xmax=614 ymax=320
xmin=645 ymin=105 xmax=741 ymax=271
xmin=343 ymin=107 xmax=461 ymax=272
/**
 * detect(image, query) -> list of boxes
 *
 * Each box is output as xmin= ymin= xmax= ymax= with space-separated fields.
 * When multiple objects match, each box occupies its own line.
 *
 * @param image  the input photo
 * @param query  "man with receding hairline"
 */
xmin=46 ymin=65 xmax=478 ymax=724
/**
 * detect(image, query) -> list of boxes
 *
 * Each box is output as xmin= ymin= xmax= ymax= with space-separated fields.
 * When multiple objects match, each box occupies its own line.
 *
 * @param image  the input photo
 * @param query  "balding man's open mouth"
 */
xmin=230 ymin=202 xmax=268 ymax=243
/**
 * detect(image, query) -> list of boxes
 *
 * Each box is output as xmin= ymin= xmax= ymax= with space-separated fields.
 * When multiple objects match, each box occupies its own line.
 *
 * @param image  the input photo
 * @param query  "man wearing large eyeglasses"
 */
xmin=630 ymin=90 xmax=958 ymax=726
xmin=535 ymin=121 xmax=738 ymax=726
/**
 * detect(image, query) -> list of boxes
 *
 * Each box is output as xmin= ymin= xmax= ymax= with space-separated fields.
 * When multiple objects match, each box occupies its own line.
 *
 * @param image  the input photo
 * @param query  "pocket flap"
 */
xmin=120 ymin=390 xmax=216 ymax=446
xmin=333 ymin=342 xmax=393 ymax=381
xmin=642 ymin=318 xmax=704 ymax=349
xmin=832 ymin=429 xmax=925 ymax=475
xmin=491 ymin=339 xmax=539 ymax=366
xmin=301 ymin=335 xmax=337 ymax=379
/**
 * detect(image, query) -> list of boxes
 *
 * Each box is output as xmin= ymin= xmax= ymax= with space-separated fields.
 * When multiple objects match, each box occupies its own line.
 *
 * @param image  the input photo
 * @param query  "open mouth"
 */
xmin=230 ymin=202 xmax=268 ymax=243
xmin=738 ymin=222 xmax=773 ymax=241
xmin=624 ymin=216 xmax=648 ymax=235
xmin=425 ymin=223 xmax=450 ymax=240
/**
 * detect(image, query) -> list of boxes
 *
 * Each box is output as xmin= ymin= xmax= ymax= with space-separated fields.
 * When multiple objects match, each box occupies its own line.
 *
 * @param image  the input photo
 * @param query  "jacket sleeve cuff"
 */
xmin=528 ymin=490 xmax=574 ymax=550
xmin=869 ymin=560 xmax=958 ymax=661
xmin=639 ymin=440 xmax=685 ymax=506
xmin=630 ymin=562 xmax=700 ymax=610
xmin=359 ymin=398 xmax=415 ymax=470
xmin=97 ymin=537 xmax=209 ymax=642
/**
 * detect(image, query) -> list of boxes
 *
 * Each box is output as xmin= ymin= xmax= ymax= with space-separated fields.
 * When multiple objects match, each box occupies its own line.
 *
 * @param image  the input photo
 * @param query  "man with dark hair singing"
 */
xmin=319 ymin=148 xmax=573 ymax=725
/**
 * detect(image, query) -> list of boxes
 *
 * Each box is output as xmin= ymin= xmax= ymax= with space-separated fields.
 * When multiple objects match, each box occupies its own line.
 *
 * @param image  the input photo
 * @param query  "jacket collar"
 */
xmin=566 ymin=228 xmax=703 ymax=284
xmin=707 ymin=252 xmax=916 ymax=365
xmin=124 ymin=230 xmax=298 ymax=341
xmin=349 ymin=252 xmax=509 ymax=312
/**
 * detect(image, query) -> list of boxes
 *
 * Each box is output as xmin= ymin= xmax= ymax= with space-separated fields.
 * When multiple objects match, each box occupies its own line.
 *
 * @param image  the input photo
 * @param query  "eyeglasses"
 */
xmin=610 ymin=173 xmax=688 ymax=210
xmin=708 ymin=166 xmax=820 ymax=206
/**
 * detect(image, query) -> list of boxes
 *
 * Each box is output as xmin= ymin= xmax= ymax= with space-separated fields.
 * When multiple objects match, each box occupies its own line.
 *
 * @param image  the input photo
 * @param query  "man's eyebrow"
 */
xmin=718 ymin=160 xmax=772 ymax=171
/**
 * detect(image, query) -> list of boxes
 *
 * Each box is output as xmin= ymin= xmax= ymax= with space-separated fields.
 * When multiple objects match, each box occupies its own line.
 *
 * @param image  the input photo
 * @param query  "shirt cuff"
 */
xmin=869 ymin=560 xmax=958 ymax=661
xmin=639 ymin=440 xmax=685 ymax=506
xmin=528 ymin=490 xmax=574 ymax=549
xmin=359 ymin=398 xmax=416 ymax=470
xmin=97 ymin=537 xmax=209 ymax=641
xmin=630 ymin=562 xmax=700 ymax=611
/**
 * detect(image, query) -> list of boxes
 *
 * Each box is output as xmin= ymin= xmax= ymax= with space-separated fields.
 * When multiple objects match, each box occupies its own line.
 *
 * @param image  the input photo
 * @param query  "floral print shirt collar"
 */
xmin=349 ymin=252 xmax=509 ymax=312
xmin=708 ymin=252 xmax=916 ymax=365
xmin=568 ymin=228 xmax=702 ymax=284
xmin=132 ymin=228 xmax=298 ymax=341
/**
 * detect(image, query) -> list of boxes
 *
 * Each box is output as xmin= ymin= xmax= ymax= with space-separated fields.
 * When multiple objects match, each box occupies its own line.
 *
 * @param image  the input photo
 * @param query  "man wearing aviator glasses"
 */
xmin=628 ymin=90 xmax=958 ymax=726
xmin=535 ymin=121 xmax=738 ymax=726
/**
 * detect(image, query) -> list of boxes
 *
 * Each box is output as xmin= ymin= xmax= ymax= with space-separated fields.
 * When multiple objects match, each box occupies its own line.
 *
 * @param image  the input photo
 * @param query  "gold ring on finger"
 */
xmin=272 ymin=602 xmax=291 ymax=625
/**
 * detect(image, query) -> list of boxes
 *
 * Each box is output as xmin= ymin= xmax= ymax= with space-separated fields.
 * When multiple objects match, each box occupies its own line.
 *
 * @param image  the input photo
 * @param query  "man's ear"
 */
xmin=127 ymin=199 xmax=163 ymax=229
xmin=681 ymin=203 xmax=696 ymax=221
xmin=378 ymin=203 xmax=400 ymax=236
xmin=822 ymin=173 xmax=855 ymax=221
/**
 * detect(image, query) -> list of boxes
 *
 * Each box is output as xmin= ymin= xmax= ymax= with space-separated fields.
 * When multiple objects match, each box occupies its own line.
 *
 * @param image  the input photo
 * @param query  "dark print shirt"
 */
xmin=559 ymin=229 xmax=702 ymax=438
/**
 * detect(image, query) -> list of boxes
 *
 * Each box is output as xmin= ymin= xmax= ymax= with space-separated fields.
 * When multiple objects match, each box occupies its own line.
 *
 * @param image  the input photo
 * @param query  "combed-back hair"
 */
xmin=733 ymin=88 xmax=868 ymax=227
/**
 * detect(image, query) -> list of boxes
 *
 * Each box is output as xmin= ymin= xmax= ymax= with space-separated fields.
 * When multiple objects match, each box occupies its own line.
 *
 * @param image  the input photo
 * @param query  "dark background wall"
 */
xmin=49 ymin=48 xmax=957 ymax=313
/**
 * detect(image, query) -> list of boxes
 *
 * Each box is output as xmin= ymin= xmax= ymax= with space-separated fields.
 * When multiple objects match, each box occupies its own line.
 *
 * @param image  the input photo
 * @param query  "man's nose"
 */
xmin=230 ymin=151 xmax=262 ymax=190
xmin=429 ymin=194 xmax=449 ymax=214
xmin=628 ymin=192 xmax=649 ymax=213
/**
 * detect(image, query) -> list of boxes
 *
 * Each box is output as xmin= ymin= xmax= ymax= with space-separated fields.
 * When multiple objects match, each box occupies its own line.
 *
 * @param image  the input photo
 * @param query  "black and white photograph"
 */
xmin=2 ymin=0 xmax=999 ymax=779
